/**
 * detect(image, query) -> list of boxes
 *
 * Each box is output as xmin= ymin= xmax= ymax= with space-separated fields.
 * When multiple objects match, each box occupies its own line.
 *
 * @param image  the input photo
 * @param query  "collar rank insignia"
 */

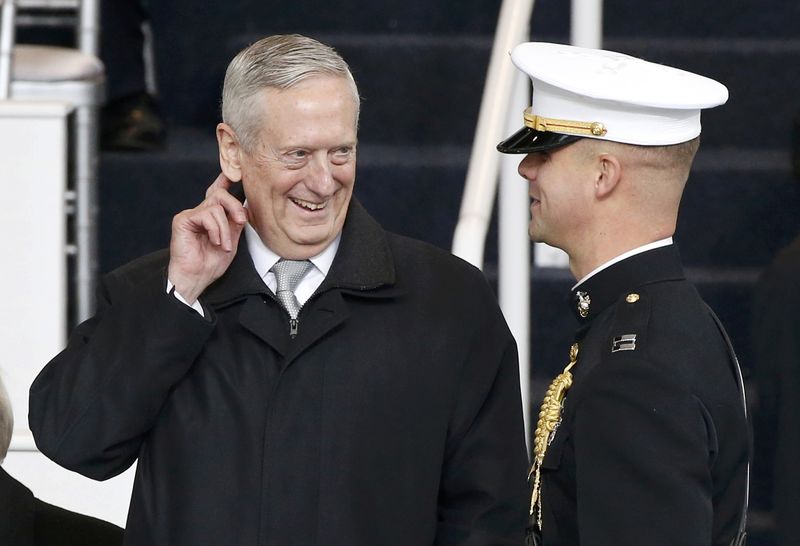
xmin=575 ymin=291 xmax=591 ymax=318
xmin=612 ymin=334 xmax=637 ymax=352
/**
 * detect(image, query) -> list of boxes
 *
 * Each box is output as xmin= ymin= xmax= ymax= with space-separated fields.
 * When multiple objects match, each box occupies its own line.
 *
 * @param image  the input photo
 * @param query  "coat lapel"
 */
xmin=286 ymin=199 xmax=403 ymax=364
xmin=200 ymin=235 xmax=294 ymax=355
xmin=198 ymin=198 xmax=403 ymax=360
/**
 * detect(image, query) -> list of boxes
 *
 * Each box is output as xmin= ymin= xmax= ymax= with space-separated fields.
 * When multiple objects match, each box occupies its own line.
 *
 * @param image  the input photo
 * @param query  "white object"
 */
xmin=0 ymin=100 xmax=71 ymax=429
xmin=0 ymin=99 xmax=132 ymax=529
xmin=0 ymin=0 xmax=105 ymax=322
xmin=498 ymin=70 xmax=531 ymax=445
xmin=507 ymin=42 xmax=729 ymax=146
xmin=451 ymin=0 xmax=536 ymax=269
xmin=571 ymin=0 xmax=603 ymax=49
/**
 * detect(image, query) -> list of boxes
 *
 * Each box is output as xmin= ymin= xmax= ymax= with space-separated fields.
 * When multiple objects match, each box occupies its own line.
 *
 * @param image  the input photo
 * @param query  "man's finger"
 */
xmin=212 ymin=189 xmax=247 ymax=225
xmin=194 ymin=210 xmax=222 ymax=248
xmin=205 ymin=172 xmax=234 ymax=199
xmin=204 ymin=175 xmax=247 ymax=225
xmin=206 ymin=204 xmax=233 ymax=252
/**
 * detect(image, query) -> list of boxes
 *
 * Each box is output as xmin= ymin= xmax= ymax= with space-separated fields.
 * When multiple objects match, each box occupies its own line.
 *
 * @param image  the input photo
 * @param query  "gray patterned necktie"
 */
xmin=271 ymin=259 xmax=313 ymax=320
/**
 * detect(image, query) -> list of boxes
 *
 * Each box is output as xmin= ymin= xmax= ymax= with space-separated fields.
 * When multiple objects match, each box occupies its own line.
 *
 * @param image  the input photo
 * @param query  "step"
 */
xmin=150 ymin=0 xmax=501 ymax=37
xmin=151 ymin=32 xmax=493 ymax=147
xmin=151 ymin=31 xmax=800 ymax=151
xmin=678 ymin=147 xmax=799 ymax=268
xmin=531 ymin=0 xmax=799 ymax=38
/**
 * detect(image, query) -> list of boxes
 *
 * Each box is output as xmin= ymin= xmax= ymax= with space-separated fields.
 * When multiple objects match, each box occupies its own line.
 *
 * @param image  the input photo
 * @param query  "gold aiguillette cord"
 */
xmin=529 ymin=343 xmax=579 ymax=531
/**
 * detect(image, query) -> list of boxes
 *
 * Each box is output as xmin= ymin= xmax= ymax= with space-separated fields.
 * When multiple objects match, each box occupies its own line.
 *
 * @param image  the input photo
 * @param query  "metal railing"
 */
xmin=452 ymin=0 xmax=603 ymax=445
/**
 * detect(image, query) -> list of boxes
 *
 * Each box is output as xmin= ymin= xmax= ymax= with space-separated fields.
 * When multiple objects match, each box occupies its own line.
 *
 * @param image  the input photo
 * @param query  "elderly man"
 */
xmin=497 ymin=43 xmax=749 ymax=546
xmin=29 ymin=35 xmax=529 ymax=545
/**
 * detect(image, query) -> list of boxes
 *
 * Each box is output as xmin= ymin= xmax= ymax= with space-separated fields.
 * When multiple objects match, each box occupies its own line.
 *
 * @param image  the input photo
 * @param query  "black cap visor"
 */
xmin=496 ymin=126 xmax=581 ymax=154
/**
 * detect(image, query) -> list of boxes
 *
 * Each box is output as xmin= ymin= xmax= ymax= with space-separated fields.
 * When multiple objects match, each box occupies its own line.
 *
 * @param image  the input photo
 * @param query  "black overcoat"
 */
xmin=536 ymin=245 xmax=749 ymax=546
xmin=29 ymin=199 xmax=529 ymax=546
xmin=0 ymin=466 xmax=123 ymax=546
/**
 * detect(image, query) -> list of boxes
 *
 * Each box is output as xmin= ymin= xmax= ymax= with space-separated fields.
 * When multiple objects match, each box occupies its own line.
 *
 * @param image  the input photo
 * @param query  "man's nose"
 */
xmin=307 ymin=155 xmax=335 ymax=195
xmin=518 ymin=153 xmax=538 ymax=180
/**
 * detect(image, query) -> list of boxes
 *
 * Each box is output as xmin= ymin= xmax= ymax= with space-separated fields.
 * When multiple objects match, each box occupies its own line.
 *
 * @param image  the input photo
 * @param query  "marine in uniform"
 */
xmin=497 ymin=43 xmax=750 ymax=545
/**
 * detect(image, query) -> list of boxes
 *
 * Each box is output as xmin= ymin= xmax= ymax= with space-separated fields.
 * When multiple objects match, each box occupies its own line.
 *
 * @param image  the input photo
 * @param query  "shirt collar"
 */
xmin=245 ymin=214 xmax=341 ymax=279
xmin=201 ymin=197 xmax=397 ymax=307
xmin=572 ymin=237 xmax=673 ymax=291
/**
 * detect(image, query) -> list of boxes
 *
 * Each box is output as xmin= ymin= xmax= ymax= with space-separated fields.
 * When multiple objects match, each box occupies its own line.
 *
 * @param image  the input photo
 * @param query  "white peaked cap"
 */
xmin=497 ymin=42 xmax=729 ymax=153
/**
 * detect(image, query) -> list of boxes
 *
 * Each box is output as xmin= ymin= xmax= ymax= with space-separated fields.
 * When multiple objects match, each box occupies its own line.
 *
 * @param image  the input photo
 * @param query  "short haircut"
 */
xmin=0 ymin=375 xmax=13 ymax=463
xmin=582 ymin=136 xmax=700 ymax=183
xmin=221 ymin=34 xmax=360 ymax=153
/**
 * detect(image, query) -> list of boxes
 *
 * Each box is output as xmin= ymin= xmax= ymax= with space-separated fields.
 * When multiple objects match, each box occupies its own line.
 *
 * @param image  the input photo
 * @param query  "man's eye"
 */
xmin=289 ymin=150 xmax=308 ymax=159
xmin=331 ymin=147 xmax=354 ymax=164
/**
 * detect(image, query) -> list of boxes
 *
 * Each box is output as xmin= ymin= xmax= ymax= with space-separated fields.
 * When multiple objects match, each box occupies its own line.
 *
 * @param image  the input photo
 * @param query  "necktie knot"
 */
xmin=271 ymin=259 xmax=313 ymax=320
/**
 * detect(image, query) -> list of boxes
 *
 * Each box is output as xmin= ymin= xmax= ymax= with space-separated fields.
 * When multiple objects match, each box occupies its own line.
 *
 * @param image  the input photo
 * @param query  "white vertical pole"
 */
xmin=79 ymin=0 xmax=100 ymax=57
xmin=499 ymin=69 xmax=532 ymax=447
xmin=0 ymin=0 xmax=17 ymax=99
xmin=571 ymin=0 xmax=603 ymax=49
xmin=452 ymin=0 xmax=536 ymax=268
xmin=533 ymin=0 xmax=604 ymax=270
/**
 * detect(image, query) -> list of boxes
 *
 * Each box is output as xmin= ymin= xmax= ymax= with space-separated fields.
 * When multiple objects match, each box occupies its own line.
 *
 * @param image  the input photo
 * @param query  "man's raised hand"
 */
xmin=167 ymin=174 xmax=248 ymax=304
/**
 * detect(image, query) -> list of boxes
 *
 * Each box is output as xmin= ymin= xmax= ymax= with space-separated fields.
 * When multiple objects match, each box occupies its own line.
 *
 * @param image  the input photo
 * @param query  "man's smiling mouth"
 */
xmin=291 ymin=197 xmax=327 ymax=211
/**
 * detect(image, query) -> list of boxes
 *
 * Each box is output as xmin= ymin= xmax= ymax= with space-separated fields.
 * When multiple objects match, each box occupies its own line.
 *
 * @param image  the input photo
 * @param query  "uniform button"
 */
xmin=626 ymin=293 xmax=640 ymax=303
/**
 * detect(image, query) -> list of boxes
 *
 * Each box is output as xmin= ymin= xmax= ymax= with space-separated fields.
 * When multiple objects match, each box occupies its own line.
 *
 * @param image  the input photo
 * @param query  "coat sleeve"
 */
xmin=434 ymin=296 xmax=530 ymax=546
xmin=572 ymin=357 xmax=714 ymax=546
xmin=28 ymin=262 xmax=216 ymax=480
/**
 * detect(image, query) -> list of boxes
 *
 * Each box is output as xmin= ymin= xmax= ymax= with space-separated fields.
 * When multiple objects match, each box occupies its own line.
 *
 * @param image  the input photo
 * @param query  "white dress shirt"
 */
xmin=245 ymin=222 xmax=339 ymax=306
xmin=169 ymin=221 xmax=340 ymax=316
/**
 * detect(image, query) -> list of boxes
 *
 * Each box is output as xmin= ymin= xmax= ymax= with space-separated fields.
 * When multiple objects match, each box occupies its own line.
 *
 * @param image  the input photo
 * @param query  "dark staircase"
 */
xmin=98 ymin=1 xmax=800 ymax=542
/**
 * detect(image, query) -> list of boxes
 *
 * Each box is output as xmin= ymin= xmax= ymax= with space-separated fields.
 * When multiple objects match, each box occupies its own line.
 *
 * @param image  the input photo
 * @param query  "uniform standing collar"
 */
xmin=569 ymin=243 xmax=685 ymax=323
xmin=572 ymin=237 xmax=673 ymax=290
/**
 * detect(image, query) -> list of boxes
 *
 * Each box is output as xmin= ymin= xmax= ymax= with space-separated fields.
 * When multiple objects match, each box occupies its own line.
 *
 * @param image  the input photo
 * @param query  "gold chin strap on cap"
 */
xmin=529 ymin=343 xmax=580 ymax=531
xmin=524 ymin=107 xmax=608 ymax=137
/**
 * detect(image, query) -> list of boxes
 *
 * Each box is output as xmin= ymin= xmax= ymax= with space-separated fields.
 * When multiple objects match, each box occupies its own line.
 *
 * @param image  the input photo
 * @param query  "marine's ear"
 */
xmin=594 ymin=152 xmax=622 ymax=199
xmin=217 ymin=122 xmax=243 ymax=182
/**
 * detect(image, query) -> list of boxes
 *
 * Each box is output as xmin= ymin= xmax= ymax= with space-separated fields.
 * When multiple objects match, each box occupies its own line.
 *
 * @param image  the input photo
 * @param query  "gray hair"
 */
xmin=221 ymin=34 xmax=360 ymax=153
xmin=0 ymin=375 xmax=13 ymax=463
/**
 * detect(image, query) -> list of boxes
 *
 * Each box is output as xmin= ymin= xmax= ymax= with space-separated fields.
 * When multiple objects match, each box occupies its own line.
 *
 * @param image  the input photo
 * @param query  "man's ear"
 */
xmin=217 ymin=122 xmax=243 ymax=182
xmin=595 ymin=152 xmax=622 ymax=199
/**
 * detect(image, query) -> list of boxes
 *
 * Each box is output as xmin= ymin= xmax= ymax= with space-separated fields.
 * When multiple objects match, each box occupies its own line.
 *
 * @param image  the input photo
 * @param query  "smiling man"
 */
xmin=497 ymin=42 xmax=749 ymax=546
xmin=28 ymin=35 xmax=528 ymax=545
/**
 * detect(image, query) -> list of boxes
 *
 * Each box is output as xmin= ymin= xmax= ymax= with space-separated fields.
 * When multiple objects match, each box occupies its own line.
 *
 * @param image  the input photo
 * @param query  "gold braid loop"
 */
xmin=529 ymin=343 xmax=579 ymax=531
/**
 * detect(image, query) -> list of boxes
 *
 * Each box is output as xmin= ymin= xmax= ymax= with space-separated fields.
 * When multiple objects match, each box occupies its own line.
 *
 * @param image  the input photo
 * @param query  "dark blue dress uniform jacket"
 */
xmin=538 ymin=245 xmax=749 ymax=546
xmin=28 ymin=199 xmax=529 ymax=546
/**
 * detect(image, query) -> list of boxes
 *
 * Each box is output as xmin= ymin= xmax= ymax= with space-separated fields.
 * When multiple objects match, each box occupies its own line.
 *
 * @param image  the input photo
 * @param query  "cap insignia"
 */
xmin=524 ymin=108 xmax=607 ymax=137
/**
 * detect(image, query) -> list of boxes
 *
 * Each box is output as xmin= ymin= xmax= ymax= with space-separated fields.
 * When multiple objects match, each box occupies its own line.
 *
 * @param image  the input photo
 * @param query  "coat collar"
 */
xmin=202 ymin=196 xmax=397 ymax=308
xmin=569 ymin=244 xmax=685 ymax=324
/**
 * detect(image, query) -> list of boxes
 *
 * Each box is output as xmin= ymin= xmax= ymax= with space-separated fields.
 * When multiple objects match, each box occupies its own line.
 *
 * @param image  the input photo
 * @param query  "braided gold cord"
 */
xmin=529 ymin=343 xmax=579 ymax=530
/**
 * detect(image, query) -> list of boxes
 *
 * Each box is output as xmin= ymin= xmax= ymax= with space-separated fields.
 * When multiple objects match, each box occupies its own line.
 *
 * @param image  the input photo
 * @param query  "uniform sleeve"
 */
xmin=572 ymin=357 xmax=714 ymax=546
xmin=28 ymin=265 xmax=216 ymax=480
xmin=434 ymin=301 xmax=530 ymax=546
